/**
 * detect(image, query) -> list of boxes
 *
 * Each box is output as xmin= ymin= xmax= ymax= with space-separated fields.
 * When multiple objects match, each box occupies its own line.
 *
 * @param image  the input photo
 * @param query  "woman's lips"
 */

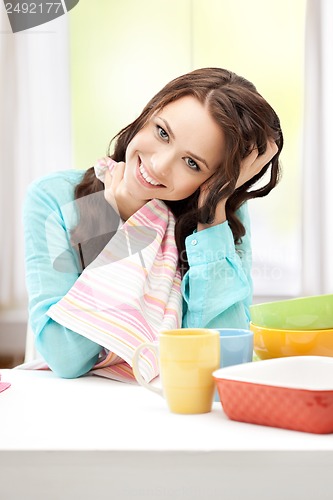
xmin=136 ymin=158 xmax=165 ymax=188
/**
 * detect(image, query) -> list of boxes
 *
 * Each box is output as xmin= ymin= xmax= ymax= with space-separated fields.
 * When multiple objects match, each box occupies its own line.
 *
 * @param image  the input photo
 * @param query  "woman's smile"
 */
xmin=136 ymin=157 xmax=166 ymax=188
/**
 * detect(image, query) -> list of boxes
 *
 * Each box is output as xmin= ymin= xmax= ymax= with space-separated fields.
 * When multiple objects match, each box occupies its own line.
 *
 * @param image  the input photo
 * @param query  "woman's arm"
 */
xmin=181 ymin=203 xmax=252 ymax=329
xmin=183 ymin=141 xmax=278 ymax=329
xmin=24 ymin=171 xmax=103 ymax=378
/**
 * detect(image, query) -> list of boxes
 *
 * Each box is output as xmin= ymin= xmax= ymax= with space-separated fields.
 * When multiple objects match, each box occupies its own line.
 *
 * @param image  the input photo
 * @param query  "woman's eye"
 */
xmin=184 ymin=157 xmax=200 ymax=171
xmin=157 ymin=126 xmax=169 ymax=141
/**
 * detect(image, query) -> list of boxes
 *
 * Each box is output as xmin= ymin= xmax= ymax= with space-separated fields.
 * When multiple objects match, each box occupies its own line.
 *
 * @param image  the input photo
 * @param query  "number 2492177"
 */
xmin=5 ymin=3 xmax=62 ymax=14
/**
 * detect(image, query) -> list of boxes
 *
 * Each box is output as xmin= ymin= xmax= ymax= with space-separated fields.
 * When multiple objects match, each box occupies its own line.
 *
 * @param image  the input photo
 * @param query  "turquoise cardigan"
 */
xmin=23 ymin=170 xmax=252 ymax=378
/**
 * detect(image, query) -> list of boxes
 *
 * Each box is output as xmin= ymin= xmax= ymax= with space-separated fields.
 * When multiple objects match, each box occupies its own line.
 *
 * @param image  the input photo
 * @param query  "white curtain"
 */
xmin=302 ymin=0 xmax=333 ymax=295
xmin=0 ymin=9 xmax=72 ymax=317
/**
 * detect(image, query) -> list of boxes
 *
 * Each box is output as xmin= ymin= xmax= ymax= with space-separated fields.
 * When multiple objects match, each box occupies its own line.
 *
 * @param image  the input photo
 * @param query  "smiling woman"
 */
xmin=123 ymin=96 xmax=225 ymax=202
xmin=23 ymin=67 xmax=282 ymax=379
xmin=70 ymin=0 xmax=305 ymax=301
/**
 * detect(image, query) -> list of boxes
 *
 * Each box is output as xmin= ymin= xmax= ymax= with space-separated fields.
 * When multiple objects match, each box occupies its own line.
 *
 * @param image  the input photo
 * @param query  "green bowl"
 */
xmin=250 ymin=294 xmax=333 ymax=331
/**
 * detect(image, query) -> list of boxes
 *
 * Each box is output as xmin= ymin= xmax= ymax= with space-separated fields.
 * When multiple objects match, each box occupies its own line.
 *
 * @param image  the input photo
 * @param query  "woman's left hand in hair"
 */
xmin=197 ymin=139 xmax=278 ymax=231
xmin=235 ymin=138 xmax=278 ymax=189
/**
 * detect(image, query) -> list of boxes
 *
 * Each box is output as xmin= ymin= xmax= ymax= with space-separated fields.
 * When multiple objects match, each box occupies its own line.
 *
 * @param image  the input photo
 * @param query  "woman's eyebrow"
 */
xmin=157 ymin=116 xmax=210 ymax=170
xmin=158 ymin=117 xmax=175 ymax=140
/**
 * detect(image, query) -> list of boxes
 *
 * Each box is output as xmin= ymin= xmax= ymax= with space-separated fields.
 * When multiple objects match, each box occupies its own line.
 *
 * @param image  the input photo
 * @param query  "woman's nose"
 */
xmin=150 ymin=153 xmax=172 ymax=178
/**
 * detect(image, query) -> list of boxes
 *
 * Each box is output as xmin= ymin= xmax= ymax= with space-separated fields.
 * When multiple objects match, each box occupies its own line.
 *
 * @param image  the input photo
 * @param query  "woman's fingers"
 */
xmin=103 ymin=161 xmax=147 ymax=220
xmin=256 ymin=139 xmax=278 ymax=172
xmin=262 ymin=139 xmax=278 ymax=165
xmin=110 ymin=161 xmax=126 ymax=189
xmin=103 ymin=168 xmax=112 ymax=195
xmin=236 ymin=139 xmax=278 ymax=189
xmin=103 ymin=161 xmax=126 ymax=212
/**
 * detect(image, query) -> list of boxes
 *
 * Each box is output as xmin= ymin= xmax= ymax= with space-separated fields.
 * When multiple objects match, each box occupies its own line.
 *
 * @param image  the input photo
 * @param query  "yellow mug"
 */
xmin=132 ymin=328 xmax=220 ymax=414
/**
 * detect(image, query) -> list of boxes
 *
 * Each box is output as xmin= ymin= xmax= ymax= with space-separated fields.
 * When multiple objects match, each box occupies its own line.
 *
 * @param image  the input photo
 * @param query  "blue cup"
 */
xmin=214 ymin=328 xmax=254 ymax=401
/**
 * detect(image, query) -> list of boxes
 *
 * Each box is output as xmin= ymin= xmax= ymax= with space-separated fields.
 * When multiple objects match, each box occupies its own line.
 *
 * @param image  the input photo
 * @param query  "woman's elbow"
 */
xmin=48 ymin=356 xmax=99 ymax=379
xmin=35 ymin=321 xmax=101 ymax=378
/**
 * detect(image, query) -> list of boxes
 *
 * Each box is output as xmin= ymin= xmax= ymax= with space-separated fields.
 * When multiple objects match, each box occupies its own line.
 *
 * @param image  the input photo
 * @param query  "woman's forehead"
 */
xmin=154 ymin=96 xmax=225 ymax=170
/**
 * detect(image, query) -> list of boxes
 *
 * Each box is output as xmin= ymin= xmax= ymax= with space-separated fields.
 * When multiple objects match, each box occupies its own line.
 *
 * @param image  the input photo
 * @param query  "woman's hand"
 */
xmin=235 ymin=139 xmax=278 ymax=190
xmin=197 ymin=139 xmax=278 ymax=231
xmin=103 ymin=162 xmax=147 ymax=221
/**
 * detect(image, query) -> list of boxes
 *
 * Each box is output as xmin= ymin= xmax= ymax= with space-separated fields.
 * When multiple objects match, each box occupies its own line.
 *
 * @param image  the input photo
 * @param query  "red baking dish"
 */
xmin=213 ymin=356 xmax=333 ymax=434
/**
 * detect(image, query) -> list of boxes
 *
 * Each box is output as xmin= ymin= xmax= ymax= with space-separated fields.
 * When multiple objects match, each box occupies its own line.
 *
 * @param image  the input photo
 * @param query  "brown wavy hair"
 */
xmin=71 ymin=68 xmax=283 ymax=274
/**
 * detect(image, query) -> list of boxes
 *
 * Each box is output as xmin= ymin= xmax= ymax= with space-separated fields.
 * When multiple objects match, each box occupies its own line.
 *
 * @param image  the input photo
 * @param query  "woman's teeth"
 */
xmin=139 ymin=162 xmax=163 ymax=186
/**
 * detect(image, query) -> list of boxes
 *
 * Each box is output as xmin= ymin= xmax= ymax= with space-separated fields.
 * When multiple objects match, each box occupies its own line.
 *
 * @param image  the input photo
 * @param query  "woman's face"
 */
xmin=124 ymin=96 xmax=225 ymax=202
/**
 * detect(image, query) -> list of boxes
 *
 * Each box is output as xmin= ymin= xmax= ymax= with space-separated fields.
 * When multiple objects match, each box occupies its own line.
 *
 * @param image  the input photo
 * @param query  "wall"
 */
xmin=70 ymin=0 xmax=306 ymax=297
xmin=70 ymin=0 xmax=193 ymax=169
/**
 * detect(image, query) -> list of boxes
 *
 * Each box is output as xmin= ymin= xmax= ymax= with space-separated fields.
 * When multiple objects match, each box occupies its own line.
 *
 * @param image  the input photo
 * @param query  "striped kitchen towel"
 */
xmin=47 ymin=162 xmax=182 ymax=383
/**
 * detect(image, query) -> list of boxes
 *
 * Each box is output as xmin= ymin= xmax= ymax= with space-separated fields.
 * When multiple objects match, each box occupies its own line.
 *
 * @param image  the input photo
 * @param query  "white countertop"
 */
xmin=1 ymin=368 xmax=333 ymax=451
xmin=1 ymin=368 xmax=333 ymax=500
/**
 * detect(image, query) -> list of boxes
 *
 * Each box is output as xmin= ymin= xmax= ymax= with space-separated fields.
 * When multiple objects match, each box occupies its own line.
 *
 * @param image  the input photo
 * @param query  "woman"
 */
xmin=24 ymin=67 xmax=283 ymax=378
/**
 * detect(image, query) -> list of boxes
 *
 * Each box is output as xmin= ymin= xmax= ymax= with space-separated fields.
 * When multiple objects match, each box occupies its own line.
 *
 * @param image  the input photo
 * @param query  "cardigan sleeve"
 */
xmin=23 ymin=172 xmax=103 ymax=378
xmin=181 ymin=202 xmax=253 ymax=329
